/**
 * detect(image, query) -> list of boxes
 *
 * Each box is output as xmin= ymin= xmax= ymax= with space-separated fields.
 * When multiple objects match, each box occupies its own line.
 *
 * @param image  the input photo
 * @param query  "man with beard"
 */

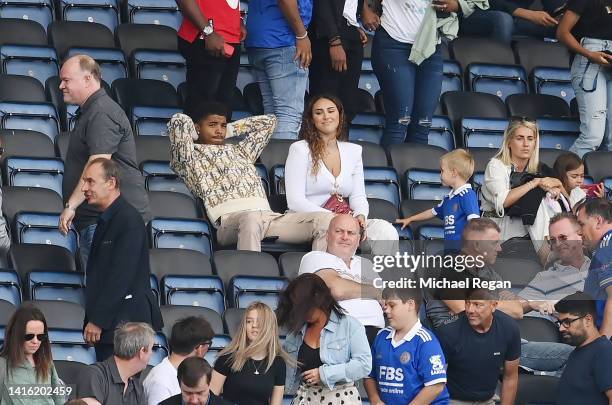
xmin=555 ymin=292 xmax=612 ymax=405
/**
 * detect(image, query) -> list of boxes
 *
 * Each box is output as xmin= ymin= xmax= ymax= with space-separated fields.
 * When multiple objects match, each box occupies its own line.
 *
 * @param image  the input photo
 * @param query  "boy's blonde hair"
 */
xmin=440 ymin=148 xmax=475 ymax=181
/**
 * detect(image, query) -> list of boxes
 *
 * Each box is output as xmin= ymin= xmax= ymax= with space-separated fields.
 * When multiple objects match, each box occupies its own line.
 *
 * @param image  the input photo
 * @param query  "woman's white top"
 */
xmin=381 ymin=0 xmax=431 ymax=43
xmin=284 ymin=140 xmax=369 ymax=218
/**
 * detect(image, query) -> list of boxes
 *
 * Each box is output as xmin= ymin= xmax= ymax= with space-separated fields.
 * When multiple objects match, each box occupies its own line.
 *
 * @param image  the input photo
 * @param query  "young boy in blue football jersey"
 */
xmin=396 ymin=149 xmax=480 ymax=252
xmin=364 ymin=287 xmax=450 ymax=405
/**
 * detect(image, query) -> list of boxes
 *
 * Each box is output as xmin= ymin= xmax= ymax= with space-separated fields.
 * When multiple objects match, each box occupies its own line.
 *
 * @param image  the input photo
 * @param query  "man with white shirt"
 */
xmin=143 ymin=316 xmax=214 ymax=405
xmin=298 ymin=213 xmax=384 ymax=344
xmin=519 ymin=212 xmax=590 ymax=317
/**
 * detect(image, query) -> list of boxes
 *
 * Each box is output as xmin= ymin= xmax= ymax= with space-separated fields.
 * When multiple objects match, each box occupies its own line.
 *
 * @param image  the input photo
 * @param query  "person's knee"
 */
xmin=367 ymin=219 xmax=399 ymax=241
xmin=491 ymin=11 xmax=514 ymax=44
xmin=237 ymin=212 xmax=265 ymax=235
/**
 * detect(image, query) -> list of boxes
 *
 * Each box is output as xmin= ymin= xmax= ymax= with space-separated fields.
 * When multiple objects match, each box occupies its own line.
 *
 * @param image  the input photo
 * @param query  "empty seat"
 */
xmin=349 ymin=112 xmax=384 ymax=144
xmin=400 ymin=199 xmax=444 ymax=240
xmin=536 ymin=118 xmax=579 ymax=150
xmin=0 ymin=101 xmax=60 ymax=141
xmin=442 ymin=60 xmax=462 ymax=94
xmin=132 ymin=105 xmax=181 ymax=136
xmin=9 ymin=244 xmax=77 ymax=283
xmin=228 ymin=275 xmax=288 ymax=309
xmin=363 ymin=167 xmax=400 ymax=209
xmin=513 ymin=39 xmax=570 ymax=76
xmin=14 ymin=212 xmax=79 ymax=255
xmin=66 ymin=47 xmax=127 ymax=85
xmin=0 ymin=0 xmax=54 ymax=34
xmin=387 ymin=143 xmax=449 ymax=200
xmin=514 ymin=374 xmax=559 ymax=405
xmin=258 ymin=139 xmax=295 ymax=174
xmin=1 ymin=186 xmax=63 ymax=225
xmin=131 ymin=50 xmax=186 ymax=89
xmin=462 ymin=117 xmax=507 ymax=149
xmin=148 ymin=190 xmax=200 ymax=218
xmin=466 ymin=63 xmax=527 ymax=101
xmin=0 ymin=129 xmax=55 ymax=160
xmin=358 ymin=71 xmax=380 ymax=97
xmin=0 ymin=74 xmax=46 ymax=102
xmin=135 ymin=135 xmax=171 ymax=164
xmin=151 ymin=246 xmax=215 ymax=280
xmin=3 ymin=156 xmax=63 ymax=196
xmin=48 ymin=21 xmax=115 ymax=59
xmin=517 ymin=317 xmax=561 ymax=343
xmin=213 ymin=250 xmax=280 ymax=287
xmin=531 ymin=67 xmax=574 ymax=105
xmin=124 ymin=0 xmax=182 ymax=30
xmin=506 ymin=94 xmax=570 ymax=119
xmin=162 ymin=274 xmax=225 ymax=313
xmin=278 ymin=252 xmax=306 ymax=280
xmin=27 ymin=270 xmax=85 ymax=305
xmin=116 ymin=23 xmax=178 ymax=58
xmin=451 ymin=37 xmax=516 ymax=71
xmin=0 ymin=270 xmax=21 ymax=306
xmin=0 ymin=45 xmax=59 ymax=86
xmin=148 ymin=218 xmax=213 ymax=257
xmin=428 ymin=116 xmax=455 ymax=151
xmin=441 ymin=91 xmax=507 ymax=146
xmin=0 ymin=18 xmax=47 ymax=46
xmin=353 ymin=141 xmax=388 ymax=167
xmin=112 ymin=78 xmax=181 ymax=113
xmin=584 ymin=151 xmax=612 ymax=183
xmin=160 ymin=305 xmax=224 ymax=339
xmin=58 ymin=0 xmax=119 ymax=32
xmin=223 ymin=307 xmax=245 ymax=337
xmin=141 ymin=160 xmax=190 ymax=195
xmin=27 ymin=300 xmax=85 ymax=329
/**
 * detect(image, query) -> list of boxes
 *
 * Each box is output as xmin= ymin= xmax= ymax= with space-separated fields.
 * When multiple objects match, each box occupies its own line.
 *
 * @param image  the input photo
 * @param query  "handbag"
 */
xmin=509 ymin=171 xmax=536 ymax=189
xmin=322 ymin=193 xmax=353 ymax=214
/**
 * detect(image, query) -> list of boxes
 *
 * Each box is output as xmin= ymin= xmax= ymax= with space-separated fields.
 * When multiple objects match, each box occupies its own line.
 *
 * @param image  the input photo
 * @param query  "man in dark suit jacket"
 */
xmin=81 ymin=157 xmax=163 ymax=361
xmin=160 ymin=357 xmax=234 ymax=405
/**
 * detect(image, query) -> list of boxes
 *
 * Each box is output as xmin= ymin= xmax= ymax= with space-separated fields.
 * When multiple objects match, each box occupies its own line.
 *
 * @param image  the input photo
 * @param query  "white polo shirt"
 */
xmin=143 ymin=357 xmax=180 ymax=405
xmin=299 ymin=251 xmax=385 ymax=328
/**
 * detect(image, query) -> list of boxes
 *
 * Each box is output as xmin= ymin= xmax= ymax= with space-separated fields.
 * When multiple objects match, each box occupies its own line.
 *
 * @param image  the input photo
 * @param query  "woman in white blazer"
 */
xmin=284 ymin=94 xmax=398 ymax=255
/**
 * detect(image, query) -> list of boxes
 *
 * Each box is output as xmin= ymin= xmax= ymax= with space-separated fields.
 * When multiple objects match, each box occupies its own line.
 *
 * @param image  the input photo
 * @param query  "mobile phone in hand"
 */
xmin=581 ymin=183 xmax=602 ymax=198
xmin=432 ymin=0 xmax=451 ymax=18
xmin=224 ymin=43 xmax=235 ymax=58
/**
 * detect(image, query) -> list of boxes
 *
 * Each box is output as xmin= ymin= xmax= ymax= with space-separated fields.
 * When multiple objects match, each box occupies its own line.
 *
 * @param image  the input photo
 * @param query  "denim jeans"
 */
xmin=371 ymin=28 xmax=443 ymax=147
xmin=569 ymin=38 xmax=612 ymax=157
xmin=79 ymin=223 xmax=97 ymax=273
xmin=520 ymin=340 xmax=574 ymax=376
xmin=247 ymin=46 xmax=308 ymax=139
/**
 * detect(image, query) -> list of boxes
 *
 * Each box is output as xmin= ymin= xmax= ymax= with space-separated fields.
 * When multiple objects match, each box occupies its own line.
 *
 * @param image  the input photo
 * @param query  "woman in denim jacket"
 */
xmin=277 ymin=273 xmax=372 ymax=404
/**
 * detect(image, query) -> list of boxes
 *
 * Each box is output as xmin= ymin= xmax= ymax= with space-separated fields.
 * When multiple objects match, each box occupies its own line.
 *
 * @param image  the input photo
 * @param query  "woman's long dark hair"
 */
xmin=1 ymin=304 xmax=53 ymax=382
xmin=298 ymin=94 xmax=349 ymax=177
xmin=276 ymin=273 xmax=345 ymax=334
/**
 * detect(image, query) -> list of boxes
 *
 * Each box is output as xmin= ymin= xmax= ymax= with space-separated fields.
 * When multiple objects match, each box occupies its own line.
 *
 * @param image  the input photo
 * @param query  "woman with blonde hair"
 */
xmin=481 ymin=117 xmax=565 ymax=264
xmin=0 ymin=303 xmax=65 ymax=404
xmin=210 ymin=302 xmax=290 ymax=405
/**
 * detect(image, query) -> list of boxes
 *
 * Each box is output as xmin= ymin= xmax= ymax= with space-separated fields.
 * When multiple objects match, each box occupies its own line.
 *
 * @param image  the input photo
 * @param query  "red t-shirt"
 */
xmin=178 ymin=0 xmax=241 ymax=44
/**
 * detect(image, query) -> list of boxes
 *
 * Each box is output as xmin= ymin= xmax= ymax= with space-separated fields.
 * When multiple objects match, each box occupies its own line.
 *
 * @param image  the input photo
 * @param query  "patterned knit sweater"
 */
xmin=168 ymin=113 xmax=276 ymax=224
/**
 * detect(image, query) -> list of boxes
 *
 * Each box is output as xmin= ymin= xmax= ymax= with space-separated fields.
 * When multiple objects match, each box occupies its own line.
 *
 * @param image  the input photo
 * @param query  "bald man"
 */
xmin=58 ymin=55 xmax=151 ymax=270
xmin=298 ymin=214 xmax=384 ymax=344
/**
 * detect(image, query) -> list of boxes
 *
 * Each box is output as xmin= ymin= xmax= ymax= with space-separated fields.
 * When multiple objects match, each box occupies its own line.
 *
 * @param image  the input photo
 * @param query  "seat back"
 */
xmin=162 ymin=274 xmax=225 ymax=314
xmin=27 ymin=299 xmax=85 ymax=329
xmin=514 ymin=374 xmax=559 ymax=405
xmin=48 ymin=21 xmax=115 ymax=59
xmin=228 ymin=275 xmax=288 ymax=309
xmin=517 ymin=317 xmax=561 ymax=343
xmin=4 ymin=156 xmax=64 ymax=196
xmin=125 ymin=0 xmax=182 ymax=30
xmin=0 ymin=270 xmax=21 ymax=306
xmin=148 ymin=218 xmax=213 ymax=257
xmin=131 ymin=50 xmax=186 ymax=89
xmin=0 ymin=129 xmax=55 ymax=160
xmin=27 ymin=270 xmax=85 ymax=305
xmin=536 ymin=118 xmax=579 ymax=150
xmin=66 ymin=47 xmax=127 ymax=85
xmin=0 ymin=0 xmax=54 ymax=34
xmin=0 ymin=18 xmax=47 ymax=46
xmin=0 ymin=45 xmax=59 ymax=86
xmin=442 ymin=60 xmax=463 ymax=94
xmin=9 ymin=244 xmax=76 ymax=282
xmin=584 ymin=151 xmax=612 ymax=183
xmin=58 ymin=0 xmax=120 ymax=32
xmin=507 ymin=93 xmax=570 ymax=119
xmin=132 ymin=105 xmax=181 ymax=136
xmin=0 ymin=74 xmax=46 ymax=102
xmin=259 ymin=139 xmax=295 ymax=174
xmin=135 ymin=135 xmax=171 ymax=164
xmin=112 ymin=78 xmax=181 ymax=112
xmin=141 ymin=160 xmax=191 ymax=195
xmin=0 ymin=101 xmax=60 ymax=142
xmin=513 ymin=39 xmax=570 ymax=75
xmin=223 ymin=307 xmax=245 ymax=337
xmin=116 ymin=23 xmax=178 ymax=57
xmin=2 ymin=186 xmax=63 ymax=225
xmin=278 ymin=252 xmax=306 ymax=280
xmin=363 ymin=167 xmax=400 ymax=208
xmin=466 ymin=63 xmax=528 ymax=101
xmin=148 ymin=190 xmax=200 ymax=218
xmin=428 ymin=116 xmax=455 ymax=151
xmin=14 ymin=212 xmax=78 ymax=255
xmin=531 ymin=67 xmax=574 ymax=105
xmin=462 ymin=117 xmax=507 ymax=149
xmin=451 ymin=37 xmax=516 ymax=71
xmin=213 ymin=250 xmax=280 ymax=286
xmin=160 ymin=305 xmax=224 ymax=338
xmin=493 ymin=258 xmax=543 ymax=292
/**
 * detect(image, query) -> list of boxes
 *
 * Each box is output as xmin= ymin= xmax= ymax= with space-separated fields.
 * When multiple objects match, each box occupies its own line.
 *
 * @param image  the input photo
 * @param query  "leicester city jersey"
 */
xmin=432 ymin=184 xmax=480 ymax=242
xmin=584 ymin=230 xmax=612 ymax=328
xmin=369 ymin=322 xmax=450 ymax=405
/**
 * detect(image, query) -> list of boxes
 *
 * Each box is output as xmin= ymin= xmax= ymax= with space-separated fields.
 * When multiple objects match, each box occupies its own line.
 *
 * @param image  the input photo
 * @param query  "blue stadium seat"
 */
xmin=14 ymin=212 xmax=79 ymax=255
xmin=466 ymin=63 xmax=528 ymax=101
xmin=228 ymin=275 xmax=288 ymax=309
xmin=131 ymin=106 xmax=181 ymax=136
xmin=442 ymin=60 xmax=462 ymax=94
xmin=141 ymin=160 xmax=191 ymax=196
xmin=0 ymin=270 xmax=21 ymax=306
xmin=254 ymin=163 xmax=270 ymax=195
xmin=417 ymin=224 xmax=445 ymax=240
xmin=0 ymin=0 xmax=54 ymax=33
xmin=58 ymin=0 xmax=119 ymax=32
xmin=363 ymin=167 xmax=400 ymax=209
xmin=149 ymin=218 xmax=213 ymax=257
xmin=349 ymin=113 xmax=384 ymax=144
xmin=27 ymin=270 xmax=85 ymax=305
xmin=65 ymin=104 xmax=79 ymax=131
xmin=204 ymin=334 xmax=231 ymax=364
xmin=0 ymin=101 xmax=59 ymax=142
xmin=358 ymin=71 xmax=380 ymax=97
xmin=125 ymin=0 xmax=182 ymax=30
xmin=272 ymin=165 xmax=285 ymax=195
xmin=405 ymin=169 xmax=450 ymax=201
xmin=236 ymin=66 xmax=256 ymax=93
xmin=48 ymin=328 xmax=84 ymax=344
xmin=361 ymin=58 xmax=373 ymax=72
xmin=132 ymin=50 xmax=186 ymax=90
xmin=231 ymin=110 xmax=252 ymax=121
xmin=531 ymin=67 xmax=574 ymax=105
xmin=461 ymin=117 xmax=507 ymax=149
xmin=429 ymin=116 xmax=455 ymax=151
xmin=150 ymin=332 xmax=169 ymax=366
xmin=536 ymin=118 xmax=579 ymax=150
xmin=150 ymin=274 xmax=159 ymax=304
xmin=605 ymin=177 xmax=612 ymax=199
xmin=472 ymin=171 xmax=485 ymax=197
xmin=0 ymin=45 xmax=58 ymax=86
xmin=66 ymin=47 xmax=127 ymax=85
xmin=162 ymin=274 xmax=225 ymax=315
xmin=4 ymin=156 xmax=63 ymax=196
xmin=51 ymin=343 xmax=96 ymax=364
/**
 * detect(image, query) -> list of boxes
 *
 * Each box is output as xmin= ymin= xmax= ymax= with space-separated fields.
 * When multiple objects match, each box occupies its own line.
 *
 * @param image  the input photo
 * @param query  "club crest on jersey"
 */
xmin=430 ymin=355 xmax=445 ymax=375
xmin=400 ymin=352 xmax=411 ymax=364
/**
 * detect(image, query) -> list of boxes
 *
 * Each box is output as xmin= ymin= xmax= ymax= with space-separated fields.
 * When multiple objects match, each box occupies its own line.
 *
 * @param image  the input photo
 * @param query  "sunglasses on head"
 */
xmin=24 ymin=333 xmax=47 ymax=342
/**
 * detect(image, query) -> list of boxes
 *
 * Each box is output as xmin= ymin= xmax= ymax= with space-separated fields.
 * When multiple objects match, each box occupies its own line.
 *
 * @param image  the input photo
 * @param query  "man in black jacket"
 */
xmin=160 ymin=357 xmax=234 ymax=405
xmin=82 ymin=158 xmax=163 ymax=361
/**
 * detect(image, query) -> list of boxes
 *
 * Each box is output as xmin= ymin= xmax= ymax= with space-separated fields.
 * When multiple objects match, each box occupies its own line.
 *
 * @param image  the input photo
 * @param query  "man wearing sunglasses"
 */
xmin=576 ymin=198 xmax=612 ymax=338
xmin=555 ymin=292 xmax=612 ymax=405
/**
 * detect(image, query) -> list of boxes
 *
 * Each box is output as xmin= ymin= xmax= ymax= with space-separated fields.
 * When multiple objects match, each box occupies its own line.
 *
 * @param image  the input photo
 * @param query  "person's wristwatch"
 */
xmin=200 ymin=19 xmax=214 ymax=39
xmin=64 ymin=202 xmax=74 ymax=211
